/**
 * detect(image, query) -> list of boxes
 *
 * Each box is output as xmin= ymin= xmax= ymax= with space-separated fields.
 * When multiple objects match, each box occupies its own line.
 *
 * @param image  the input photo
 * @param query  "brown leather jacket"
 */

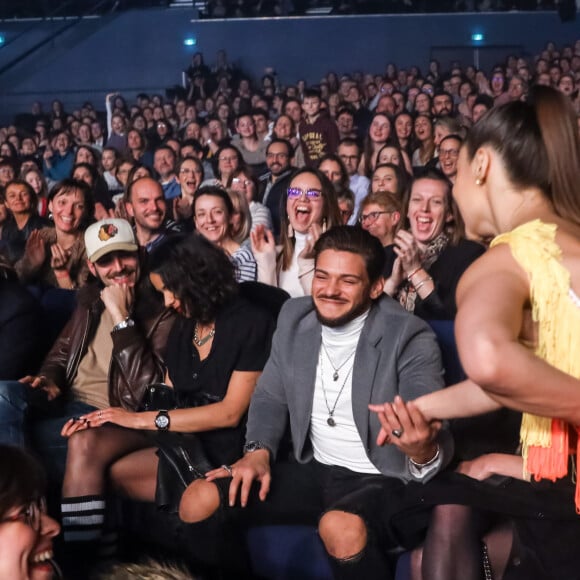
xmin=39 ymin=281 xmax=176 ymax=410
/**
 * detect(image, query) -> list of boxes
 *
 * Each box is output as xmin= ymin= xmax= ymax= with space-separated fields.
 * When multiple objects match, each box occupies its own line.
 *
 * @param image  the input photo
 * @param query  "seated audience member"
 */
xmin=127 ymin=128 xmax=153 ymax=169
xmin=59 ymin=234 xmax=274 ymax=573
xmin=71 ymin=162 xmax=115 ymax=220
xmin=0 ymin=158 xmax=17 ymax=189
xmin=359 ymin=112 xmax=393 ymax=178
xmin=74 ymin=145 xmax=100 ymax=169
xmin=336 ymin=187 xmax=355 ymax=225
xmin=180 ymin=226 xmax=451 ymax=580
xmin=272 ymin=113 xmax=305 ymax=167
xmin=432 ymin=116 xmax=464 ymax=152
xmin=0 ymin=256 xmax=43 ymax=379
xmin=172 ymin=155 xmax=204 ymax=225
xmin=412 ymin=114 xmax=436 ymax=168
xmin=299 ymin=88 xmax=340 ymax=167
xmin=338 ymin=138 xmax=370 ymax=225
xmin=0 ymin=445 xmax=61 ymax=580
xmin=101 ymin=147 xmax=121 ymax=192
xmin=231 ymin=113 xmax=267 ymax=174
xmin=377 ymin=143 xmax=413 ymax=176
xmin=21 ymin=166 xmax=50 ymax=217
xmin=437 ymin=134 xmax=462 ymax=184
xmin=124 ymin=176 xmax=178 ymax=252
xmin=227 ymin=188 xmax=252 ymax=246
xmin=228 ymin=166 xmax=272 ymax=232
xmin=15 ymin=179 xmax=93 ymax=289
xmin=42 ymin=131 xmax=75 ymax=183
xmin=259 ymin=138 xmax=295 ymax=238
xmin=471 ymin=94 xmax=494 ymax=125
xmin=114 ymin=157 xmax=137 ymax=192
xmin=0 ymin=219 xmax=175 ymax=472
xmin=370 ymin=163 xmax=409 ymax=200
xmin=194 ymin=186 xmax=257 ymax=282
xmin=359 ymin=190 xmax=402 ymax=277
xmin=105 ymin=93 xmax=128 ymax=153
xmin=250 ymin=168 xmax=341 ymax=297
xmin=393 ymin=111 xmax=416 ymax=158
xmin=153 ymin=146 xmax=180 ymax=200
xmin=384 ymin=169 xmax=484 ymax=319
xmin=317 ymin=153 xmax=350 ymax=191
xmin=1 ymin=180 xmax=49 ymax=263
xmin=204 ymin=144 xmax=243 ymax=189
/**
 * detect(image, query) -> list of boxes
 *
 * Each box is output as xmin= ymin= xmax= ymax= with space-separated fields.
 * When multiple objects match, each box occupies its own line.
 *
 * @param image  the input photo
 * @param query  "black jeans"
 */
xmin=215 ymin=460 xmax=407 ymax=580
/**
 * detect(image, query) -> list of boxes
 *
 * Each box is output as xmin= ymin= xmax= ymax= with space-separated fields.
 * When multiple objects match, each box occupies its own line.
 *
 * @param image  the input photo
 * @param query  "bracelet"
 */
xmin=409 ymin=445 xmax=440 ymax=469
xmin=413 ymin=276 xmax=433 ymax=292
xmin=112 ymin=317 xmax=135 ymax=332
xmin=406 ymin=266 xmax=422 ymax=281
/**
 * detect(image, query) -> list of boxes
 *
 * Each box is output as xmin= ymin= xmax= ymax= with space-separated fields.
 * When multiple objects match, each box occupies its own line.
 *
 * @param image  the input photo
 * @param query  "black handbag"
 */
xmin=139 ymin=382 xmax=176 ymax=412
xmin=140 ymin=383 xmax=215 ymax=512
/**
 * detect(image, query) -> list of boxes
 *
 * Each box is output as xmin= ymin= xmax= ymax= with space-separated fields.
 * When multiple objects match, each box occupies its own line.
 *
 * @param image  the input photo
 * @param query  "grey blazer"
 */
xmin=246 ymin=295 xmax=453 ymax=483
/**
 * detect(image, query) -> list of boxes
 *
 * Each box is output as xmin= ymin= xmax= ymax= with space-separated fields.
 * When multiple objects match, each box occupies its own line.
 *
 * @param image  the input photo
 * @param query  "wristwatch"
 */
xmin=112 ymin=317 xmax=135 ymax=332
xmin=154 ymin=410 xmax=170 ymax=430
xmin=243 ymin=440 xmax=268 ymax=454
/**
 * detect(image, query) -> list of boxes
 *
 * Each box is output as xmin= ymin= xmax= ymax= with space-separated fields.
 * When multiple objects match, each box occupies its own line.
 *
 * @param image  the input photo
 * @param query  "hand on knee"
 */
xmin=179 ymin=479 xmax=221 ymax=524
xmin=318 ymin=510 xmax=368 ymax=561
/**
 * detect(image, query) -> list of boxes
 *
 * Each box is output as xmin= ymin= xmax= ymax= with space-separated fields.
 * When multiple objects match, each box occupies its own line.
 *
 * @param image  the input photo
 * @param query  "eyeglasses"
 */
xmin=439 ymin=148 xmax=459 ymax=158
xmin=1 ymin=497 xmax=46 ymax=531
xmin=232 ymin=178 xmax=253 ymax=187
xmin=359 ymin=210 xmax=390 ymax=224
xmin=339 ymin=154 xmax=359 ymax=162
xmin=287 ymin=187 xmax=322 ymax=200
xmin=179 ymin=168 xmax=202 ymax=175
xmin=219 ymin=155 xmax=237 ymax=163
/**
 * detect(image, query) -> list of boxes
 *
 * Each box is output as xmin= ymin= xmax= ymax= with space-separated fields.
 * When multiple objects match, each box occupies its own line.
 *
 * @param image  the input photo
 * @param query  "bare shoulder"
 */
xmin=456 ymin=243 xmax=529 ymax=309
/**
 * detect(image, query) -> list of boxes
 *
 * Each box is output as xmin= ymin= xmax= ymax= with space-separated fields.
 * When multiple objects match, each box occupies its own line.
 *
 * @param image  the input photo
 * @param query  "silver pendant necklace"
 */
xmin=321 ymin=342 xmax=356 ymax=381
xmin=193 ymin=323 xmax=215 ymax=347
xmin=320 ymin=350 xmax=353 ymax=427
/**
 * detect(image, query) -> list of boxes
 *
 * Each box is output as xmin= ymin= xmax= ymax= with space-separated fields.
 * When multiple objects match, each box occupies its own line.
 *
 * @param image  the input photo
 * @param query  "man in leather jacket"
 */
xmin=0 ymin=218 xmax=175 ymax=481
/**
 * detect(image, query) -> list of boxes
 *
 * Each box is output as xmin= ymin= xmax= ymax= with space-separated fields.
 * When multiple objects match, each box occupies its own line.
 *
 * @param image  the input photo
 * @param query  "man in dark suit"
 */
xmin=181 ymin=226 xmax=452 ymax=579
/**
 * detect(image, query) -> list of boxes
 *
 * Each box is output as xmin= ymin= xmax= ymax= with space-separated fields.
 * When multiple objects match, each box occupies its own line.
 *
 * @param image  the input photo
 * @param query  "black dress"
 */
xmin=155 ymin=294 xmax=275 ymax=511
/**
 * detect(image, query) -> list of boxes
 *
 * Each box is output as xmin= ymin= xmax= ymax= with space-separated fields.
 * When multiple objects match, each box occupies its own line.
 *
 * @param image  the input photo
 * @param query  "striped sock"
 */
xmin=61 ymin=495 xmax=105 ymax=543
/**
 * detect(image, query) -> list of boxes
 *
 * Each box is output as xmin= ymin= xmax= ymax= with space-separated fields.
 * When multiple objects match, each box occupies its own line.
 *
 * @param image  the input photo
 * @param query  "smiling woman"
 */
xmin=250 ymin=167 xmax=342 ymax=297
xmin=0 ymin=445 xmax=61 ymax=580
xmin=383 ymin=169 xmax=484 ymax=319
xmin=15 ymin=179 xmax=93 ymax=289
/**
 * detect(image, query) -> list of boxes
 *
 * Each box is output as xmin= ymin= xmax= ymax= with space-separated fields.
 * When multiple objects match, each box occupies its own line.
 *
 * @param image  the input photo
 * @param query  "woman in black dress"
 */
xmin=59 ymin=234 xmax=274 ymax=563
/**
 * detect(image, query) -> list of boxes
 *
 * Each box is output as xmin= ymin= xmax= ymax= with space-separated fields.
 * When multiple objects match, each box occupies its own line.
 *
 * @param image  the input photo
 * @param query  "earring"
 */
xmin=287 ymin=223 xmax=294 ymax=238
xmin=475 ymin=177 xmax=483 ymax=186
xmin=322 ymin=219 xmax=327 ymax=233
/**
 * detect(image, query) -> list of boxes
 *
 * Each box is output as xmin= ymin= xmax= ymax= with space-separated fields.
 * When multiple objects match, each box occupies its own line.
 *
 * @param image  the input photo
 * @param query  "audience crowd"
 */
xmin=1 ymin=38 xmax=580 ymax=580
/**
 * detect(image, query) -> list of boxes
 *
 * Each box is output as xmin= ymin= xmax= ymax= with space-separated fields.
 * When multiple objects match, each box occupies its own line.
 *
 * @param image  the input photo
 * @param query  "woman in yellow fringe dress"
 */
xmin=371 ymin=85 xmax=580 ymax=580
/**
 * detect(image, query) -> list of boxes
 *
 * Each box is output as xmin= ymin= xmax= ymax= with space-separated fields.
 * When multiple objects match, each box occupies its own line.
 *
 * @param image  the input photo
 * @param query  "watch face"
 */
xmin=155 ymin=414 xmax=170 ymax=429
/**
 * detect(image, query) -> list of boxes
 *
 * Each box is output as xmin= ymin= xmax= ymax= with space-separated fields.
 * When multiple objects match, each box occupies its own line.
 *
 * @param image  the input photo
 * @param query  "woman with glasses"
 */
xmin=205 ymin=145 xmax=243 ymax=189
xmin=383 ymin=169 xmax=484 ymax=320
xmin=0 ymin=445 xmax=61 ymax=579
xmin=228 ymin=166 xmax=272 ymax=232
xmin=359 ymin=190 xmax=402 ymax=277
xmin=250 ymin=167 xmax=341 ymax=297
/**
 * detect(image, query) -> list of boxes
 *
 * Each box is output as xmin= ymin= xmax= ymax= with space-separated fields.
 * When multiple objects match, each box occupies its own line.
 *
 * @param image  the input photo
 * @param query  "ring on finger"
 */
xmin=98 ymin=411 xmax=103 ymax=420
xmin=392 ymin=428 xmax=404 ymax=439
xmin=221 ymin=464 xmax=233 ymax=476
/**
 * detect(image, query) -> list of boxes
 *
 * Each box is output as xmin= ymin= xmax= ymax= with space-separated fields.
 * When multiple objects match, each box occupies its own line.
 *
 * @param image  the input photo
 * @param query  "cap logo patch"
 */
xmin=98 ymin=223 xmax=118 ymax=241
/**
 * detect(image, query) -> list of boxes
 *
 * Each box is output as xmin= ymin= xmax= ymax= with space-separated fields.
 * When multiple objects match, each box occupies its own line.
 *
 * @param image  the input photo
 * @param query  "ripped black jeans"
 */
xmin=217 ymin=460 xmax=407 ymax=580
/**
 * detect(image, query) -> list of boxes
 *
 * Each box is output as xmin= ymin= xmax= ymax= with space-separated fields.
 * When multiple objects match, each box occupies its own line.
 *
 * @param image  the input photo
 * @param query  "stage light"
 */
xmin=183 ymin=37 xmax=197 ymax=47
xmin=0 ymin=35 xmax=5 ymax=46
xmin=471 ymin=33 xmax=484 ymax=42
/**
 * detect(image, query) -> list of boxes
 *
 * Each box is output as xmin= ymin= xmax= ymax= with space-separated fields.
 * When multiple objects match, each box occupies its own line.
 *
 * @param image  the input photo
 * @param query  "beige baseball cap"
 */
xmin=84 ymin=219 xmax=138 ymax=263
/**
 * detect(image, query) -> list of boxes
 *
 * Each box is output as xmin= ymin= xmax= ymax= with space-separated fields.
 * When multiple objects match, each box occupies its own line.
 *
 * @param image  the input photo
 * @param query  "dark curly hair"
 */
xmin=148 ymin=234 xmax=238 ymax=323
xmin=0 ymin=445 xmax=46 ymax=518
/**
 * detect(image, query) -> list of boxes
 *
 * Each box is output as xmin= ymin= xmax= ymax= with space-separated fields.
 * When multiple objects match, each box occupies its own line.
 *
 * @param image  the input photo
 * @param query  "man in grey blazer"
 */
xmin=184 ymin=226 xmax=452 ymax=580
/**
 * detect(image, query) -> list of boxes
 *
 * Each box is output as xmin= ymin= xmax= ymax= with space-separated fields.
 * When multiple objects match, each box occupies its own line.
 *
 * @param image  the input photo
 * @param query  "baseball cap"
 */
xmin=84 ymin=218 xmax=138 ymax=263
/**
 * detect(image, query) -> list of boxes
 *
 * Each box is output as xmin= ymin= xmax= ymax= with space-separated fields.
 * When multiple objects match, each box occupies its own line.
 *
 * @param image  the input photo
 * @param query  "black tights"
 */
xmin=63 ymin=424 xmax=154 ymax=499
xmin=411 ymin=505 xmax=514 ymax=580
